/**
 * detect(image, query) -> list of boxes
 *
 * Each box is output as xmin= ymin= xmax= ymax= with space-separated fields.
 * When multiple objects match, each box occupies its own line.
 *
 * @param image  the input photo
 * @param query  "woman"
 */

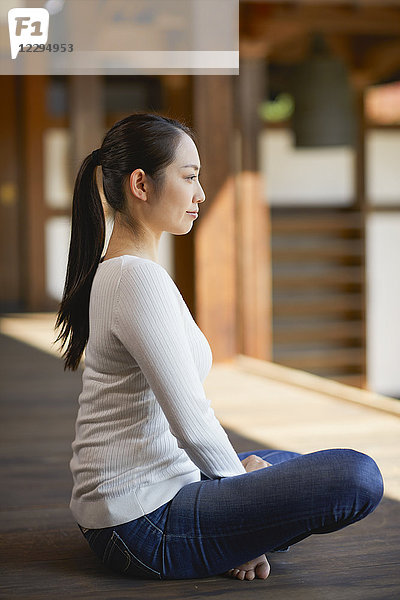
xmin=56 ymin=112 xmax=383 ymax=581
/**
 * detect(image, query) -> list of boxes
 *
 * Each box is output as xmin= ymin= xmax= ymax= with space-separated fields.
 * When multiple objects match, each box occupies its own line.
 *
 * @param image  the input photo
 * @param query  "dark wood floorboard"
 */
xmin=0 ymin=333 xmax=399 ymax=599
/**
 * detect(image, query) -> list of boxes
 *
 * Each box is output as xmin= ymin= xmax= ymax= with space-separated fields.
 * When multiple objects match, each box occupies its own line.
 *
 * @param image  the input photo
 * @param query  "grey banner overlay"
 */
xmin=1 ymin=0 xmax=239 ymax=74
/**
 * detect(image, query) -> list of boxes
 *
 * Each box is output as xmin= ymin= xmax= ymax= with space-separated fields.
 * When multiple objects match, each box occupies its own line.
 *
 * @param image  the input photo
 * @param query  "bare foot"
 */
xmin=225 ymin=554 xmax=270 ymax=581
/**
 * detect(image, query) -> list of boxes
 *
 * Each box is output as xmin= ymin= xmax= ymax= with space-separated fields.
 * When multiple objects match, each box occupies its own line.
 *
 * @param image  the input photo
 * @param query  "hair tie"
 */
xmin=91 ymin=149 xmax=101 ymax=166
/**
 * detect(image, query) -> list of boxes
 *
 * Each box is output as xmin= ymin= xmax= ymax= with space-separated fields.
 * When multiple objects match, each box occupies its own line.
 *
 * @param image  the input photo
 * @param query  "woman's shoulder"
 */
xmin=98 ymin=254 xmax=167 ymax=276
xmin=120 ymin=255 xmax=172 ymax=281
xmin=96 ymin=255 xmax=182 ymax=305
xmin=106 ymin=255 xmax=179 ymax=297
xmin=120 ymin=254 xmax=163 ymax=270
xmin=94 ymin=255 xmax=165 ymax=292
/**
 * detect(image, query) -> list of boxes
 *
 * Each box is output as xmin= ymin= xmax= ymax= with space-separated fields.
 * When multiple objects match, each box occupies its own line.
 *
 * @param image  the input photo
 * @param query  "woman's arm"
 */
xmin=113 ymin=259 xmax=246 ymax=479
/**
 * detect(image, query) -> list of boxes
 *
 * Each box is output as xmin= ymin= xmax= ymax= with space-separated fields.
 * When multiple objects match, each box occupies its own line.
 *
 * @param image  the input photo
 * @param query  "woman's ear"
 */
xmin=129 ymin=169 xmax=148 ymax=200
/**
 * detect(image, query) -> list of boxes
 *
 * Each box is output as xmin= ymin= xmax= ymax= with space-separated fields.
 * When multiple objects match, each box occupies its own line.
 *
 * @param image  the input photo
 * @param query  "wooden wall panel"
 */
xmin=20 ymin=76 xmax=47 ymax=311
xmin=0 ymin=76 xmax=20 ymax=310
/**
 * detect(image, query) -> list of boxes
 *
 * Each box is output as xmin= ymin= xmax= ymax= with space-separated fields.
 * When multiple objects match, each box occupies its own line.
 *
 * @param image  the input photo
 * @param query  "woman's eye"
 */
xmin=186 ymin=175 xmax=197 ymax=181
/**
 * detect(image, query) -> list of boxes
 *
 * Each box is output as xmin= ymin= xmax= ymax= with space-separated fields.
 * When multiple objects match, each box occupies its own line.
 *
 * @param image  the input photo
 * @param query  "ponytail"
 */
xmin=55 ymin=154 xmax=105 ymax=370
xmin=56 ymin=112 xmax=195 ymax=371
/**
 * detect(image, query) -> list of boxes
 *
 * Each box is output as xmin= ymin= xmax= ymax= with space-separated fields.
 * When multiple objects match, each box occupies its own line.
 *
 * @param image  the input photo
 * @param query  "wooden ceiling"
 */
xmin=240 ymin=1 xmax=400 ymax=88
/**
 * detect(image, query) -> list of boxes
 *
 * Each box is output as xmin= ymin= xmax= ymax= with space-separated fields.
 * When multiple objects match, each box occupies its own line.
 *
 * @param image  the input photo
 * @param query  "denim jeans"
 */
xmin=78 ymin=448 xmax=384 ymax=580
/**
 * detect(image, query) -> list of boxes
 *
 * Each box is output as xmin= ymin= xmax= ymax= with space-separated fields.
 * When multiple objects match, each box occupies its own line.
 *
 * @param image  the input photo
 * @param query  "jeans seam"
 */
xmin=143 ymin=514 xmax=164 ymax=535
xmin=87 ymin=529 xmax=103 ymax=544
xmin=130 ymin=554 xmax=161 ymax=577
xmin=164 ymin=506 xmax=354 ymax=541
xmin=103 ymin=531 xmax=161 ymax=578
xmin=102 ymin=533 xmax=115 ymax=563
xmin=160 ymin=496 xmax=174 ymax=579
xmin=121 ymin=540 xmax=161 ymax=577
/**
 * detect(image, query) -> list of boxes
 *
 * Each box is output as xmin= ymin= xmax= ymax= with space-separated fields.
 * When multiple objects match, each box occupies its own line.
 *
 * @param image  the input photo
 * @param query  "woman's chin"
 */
xmin=168 ymin=224 xmax=194 ymax=235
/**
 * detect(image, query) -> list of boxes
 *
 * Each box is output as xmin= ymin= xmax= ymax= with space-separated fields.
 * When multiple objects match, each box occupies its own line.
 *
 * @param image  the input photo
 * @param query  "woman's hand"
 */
xmin=241 ymin=454 xmax=272 ymax=473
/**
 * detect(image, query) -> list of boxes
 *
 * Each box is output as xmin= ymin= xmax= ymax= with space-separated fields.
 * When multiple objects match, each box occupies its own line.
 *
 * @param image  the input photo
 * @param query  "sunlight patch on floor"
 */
xmin=205 ymin=363 xmax=400 ymax=502
xmin=0 ymin=313 xmax=61 ymax=358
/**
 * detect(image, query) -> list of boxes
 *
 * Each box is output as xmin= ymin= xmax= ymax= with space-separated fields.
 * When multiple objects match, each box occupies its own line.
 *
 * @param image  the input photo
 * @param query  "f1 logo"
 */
xmin=8 ymin=8 xmax=49 ymax=59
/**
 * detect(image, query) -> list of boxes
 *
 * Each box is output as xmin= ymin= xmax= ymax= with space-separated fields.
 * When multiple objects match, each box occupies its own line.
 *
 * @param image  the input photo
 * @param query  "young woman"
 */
xmin=56 ymin=112 xmax=383 ymax=581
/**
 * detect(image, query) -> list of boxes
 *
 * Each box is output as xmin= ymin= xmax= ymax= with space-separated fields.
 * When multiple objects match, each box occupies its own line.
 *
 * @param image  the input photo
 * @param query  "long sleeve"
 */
xmin=112 ymin=259 xmax=246 ymax=479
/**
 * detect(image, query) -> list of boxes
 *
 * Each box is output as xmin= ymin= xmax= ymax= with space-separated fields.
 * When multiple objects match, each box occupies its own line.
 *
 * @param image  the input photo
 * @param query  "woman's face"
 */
xmin=134 ymin=133 xmax=206 ymax=236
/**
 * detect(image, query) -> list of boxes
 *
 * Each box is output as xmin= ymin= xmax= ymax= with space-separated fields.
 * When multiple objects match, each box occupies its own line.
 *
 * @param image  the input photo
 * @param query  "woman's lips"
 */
xmin=186 ymin=211 xmax=198 ymax=218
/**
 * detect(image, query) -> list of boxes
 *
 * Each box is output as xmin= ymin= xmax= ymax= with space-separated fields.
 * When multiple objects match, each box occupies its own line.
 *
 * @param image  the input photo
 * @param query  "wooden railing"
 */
xmin=270 ymin=207 xmax=366 ymax=386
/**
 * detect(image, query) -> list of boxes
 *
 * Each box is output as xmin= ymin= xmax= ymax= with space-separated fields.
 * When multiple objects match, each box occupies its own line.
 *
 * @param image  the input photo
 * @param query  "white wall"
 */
xmin=366 ymin=214 xmax=400 ymax=397
xmin=365 ymin=129 xmax=400 ymax=396
xmin=45 ymin=216 xmax=70 ymax=301
xmin=366 ymin=130 xmax=400 ymax=205
xmin=259 ymin=128 xmax=354 ymax=206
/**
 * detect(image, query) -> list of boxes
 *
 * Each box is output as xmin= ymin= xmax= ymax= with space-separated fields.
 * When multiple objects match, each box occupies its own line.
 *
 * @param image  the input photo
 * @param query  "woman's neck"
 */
xmin=103 ymin=218 xmax=160 ymax=263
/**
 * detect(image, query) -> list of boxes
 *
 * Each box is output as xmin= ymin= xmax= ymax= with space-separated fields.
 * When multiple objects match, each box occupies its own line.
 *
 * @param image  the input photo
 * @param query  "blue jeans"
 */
xmin=78 ymin=448 xmax=384 ymax=580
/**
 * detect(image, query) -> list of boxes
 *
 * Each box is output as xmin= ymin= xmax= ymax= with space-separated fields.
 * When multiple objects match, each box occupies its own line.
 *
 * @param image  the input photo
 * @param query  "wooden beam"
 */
xmin=241 ymin=0 xmax=400 ymax=4
xmin=235 ymin=57 xmax=273 ymax=361
xmin=241 ymin=3 xmax=400 ymax=46
xmin=193 ymin=76 xmax=238 ymax=362
xmin=0 ymin=76 xmax=20 ymax=310
xmin=69 ymin=76 xmax=104 ymax=170
xmin=360 ymin=38 xmax=400 ymax=86
xmin=161 ymin=75 xmax=196 ymax=314
xmin=354 ymin=88 xmax=368 ymax=390
xmin=279 ymin=4 xmax=400 ymax=35
xmin=20 ymin=76 xmax=47 ymax=311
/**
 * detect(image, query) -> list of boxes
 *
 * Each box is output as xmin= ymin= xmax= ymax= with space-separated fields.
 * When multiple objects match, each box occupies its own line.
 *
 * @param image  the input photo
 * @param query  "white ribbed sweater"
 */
xmin=70 ymin=255 xmax=246 ymax=528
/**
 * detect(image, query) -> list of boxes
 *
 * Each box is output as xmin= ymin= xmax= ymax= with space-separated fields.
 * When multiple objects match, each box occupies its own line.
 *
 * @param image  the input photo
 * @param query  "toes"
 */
xmin=245 ymin=569 xmax=256 ymax=581
xmin=232 ymin=569 xmax=240 ymax=577
xmin=226 ymin=556 xmax=270 ymax=581
xmin=255 ymin=560 xmax=270 ymax=580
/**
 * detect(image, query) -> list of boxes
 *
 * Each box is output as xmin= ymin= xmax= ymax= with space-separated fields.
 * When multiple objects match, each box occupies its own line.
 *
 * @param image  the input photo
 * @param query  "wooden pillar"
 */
xmin=19 ymin=76 xmax=47 ymax=311
xmin=193 ymin=76 xmax=238 ymax=362
xmin=0 ymin=76 xmax=21 ymax=311
xmin=162 ymin=75 xmax=196 ymax=313
xmin=235 ymin=57 xmax=272 ymax=360
xmin=355 ymin=86 xmax=367 ymax=389
xmin=69 ymin=76 xmax=104 ymax=168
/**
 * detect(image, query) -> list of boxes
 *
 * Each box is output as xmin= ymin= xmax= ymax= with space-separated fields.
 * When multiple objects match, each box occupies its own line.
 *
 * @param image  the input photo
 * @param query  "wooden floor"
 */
xmin=1 ymin=330 xmax=399 ymax=600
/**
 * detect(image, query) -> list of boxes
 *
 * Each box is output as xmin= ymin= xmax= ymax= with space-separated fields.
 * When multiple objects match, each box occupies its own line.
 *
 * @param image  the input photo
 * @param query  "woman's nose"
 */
xmin=196 ymin=183 xmax=206 ymax=203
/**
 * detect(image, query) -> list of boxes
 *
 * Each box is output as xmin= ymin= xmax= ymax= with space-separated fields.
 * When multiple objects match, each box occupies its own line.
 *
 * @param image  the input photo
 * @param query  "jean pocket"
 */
xmin=102 ymin=531 xmax=161 ymax=580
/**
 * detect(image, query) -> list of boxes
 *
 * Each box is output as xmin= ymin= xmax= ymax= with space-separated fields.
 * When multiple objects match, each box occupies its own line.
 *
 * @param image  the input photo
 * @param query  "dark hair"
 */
xmin=55 ymin=112 xmax=195 ymax=370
